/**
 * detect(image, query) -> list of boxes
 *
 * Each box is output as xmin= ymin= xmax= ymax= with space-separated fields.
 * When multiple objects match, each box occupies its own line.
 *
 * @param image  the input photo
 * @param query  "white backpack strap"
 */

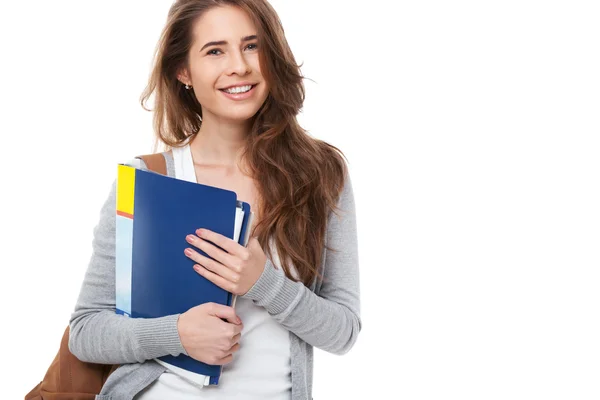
xmin=171 ymin=143 xmax=197 ymax=183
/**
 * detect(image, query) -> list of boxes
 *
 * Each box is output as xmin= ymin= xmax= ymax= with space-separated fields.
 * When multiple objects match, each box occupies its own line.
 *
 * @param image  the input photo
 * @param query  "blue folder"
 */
xmin=115 ymin=165 xmax=253 ymax=385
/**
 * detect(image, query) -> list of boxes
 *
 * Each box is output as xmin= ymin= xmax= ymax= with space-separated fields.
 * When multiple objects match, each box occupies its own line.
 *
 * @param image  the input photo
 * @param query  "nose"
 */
xmin=227 ymin=49 xmax=251 ymax=76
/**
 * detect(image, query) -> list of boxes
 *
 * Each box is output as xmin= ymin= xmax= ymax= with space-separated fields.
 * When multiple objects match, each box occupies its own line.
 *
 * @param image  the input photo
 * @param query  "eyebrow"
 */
xmin=200 ymin=35 xmax=258 ymax=51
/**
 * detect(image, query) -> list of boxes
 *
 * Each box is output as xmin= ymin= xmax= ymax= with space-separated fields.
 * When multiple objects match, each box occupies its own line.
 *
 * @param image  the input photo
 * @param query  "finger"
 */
xmin=213 ymin=344 xmax=240 ymax=365
xmin=208 ymin=303 xmax=241 ymax=325
xmin=247 ymin=236 xmax=260 ymax=250
xmin=214 ymin=353 xmax=234 ymax=365
xmin=187 ymin=234 xmax=236 ymax=270
xmin=185 ymin=248 xmax=238 ymax=283
xmin=232 ymin=322 xmax=244 ymax=335
xmin=194 ymin=264 xmax=238 ymax=295
xmin=227 ymin=342 xmax=241 ymax=354
xmin=231 ymin=333 xmax=241 ymax=345
xmin=196 ymin=228 xmax=245 ymax=257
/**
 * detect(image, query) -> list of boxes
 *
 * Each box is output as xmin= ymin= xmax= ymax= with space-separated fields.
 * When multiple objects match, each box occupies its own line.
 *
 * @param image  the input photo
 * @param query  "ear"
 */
xmin=177 ymin=68 xmax=191 ymax=86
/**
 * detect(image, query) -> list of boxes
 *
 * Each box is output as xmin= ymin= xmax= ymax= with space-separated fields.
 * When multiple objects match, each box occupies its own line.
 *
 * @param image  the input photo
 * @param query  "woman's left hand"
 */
xmin=184 ymin=229 xmax=267 ymax=296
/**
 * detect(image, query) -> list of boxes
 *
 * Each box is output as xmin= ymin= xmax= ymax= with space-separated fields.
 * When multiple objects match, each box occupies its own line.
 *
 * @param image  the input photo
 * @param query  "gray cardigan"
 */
xmin=68 ymin=151 xmax=361 ymax=400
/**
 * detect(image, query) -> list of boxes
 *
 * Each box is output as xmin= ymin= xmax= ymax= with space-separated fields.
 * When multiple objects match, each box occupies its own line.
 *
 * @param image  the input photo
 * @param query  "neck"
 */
xmin=189 ymin=116 xmax=252 ymax=169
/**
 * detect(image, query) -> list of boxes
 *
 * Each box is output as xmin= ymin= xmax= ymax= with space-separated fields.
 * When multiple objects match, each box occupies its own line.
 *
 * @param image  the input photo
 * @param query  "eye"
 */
xmin=246 ymin=43 xmax=258 ymax=51
xmin=207 ymin=48 xmax=222 ymax=56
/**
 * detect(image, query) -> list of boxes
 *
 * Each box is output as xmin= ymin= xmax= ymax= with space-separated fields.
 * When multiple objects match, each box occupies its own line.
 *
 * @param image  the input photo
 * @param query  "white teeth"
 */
xmin=223 ymin=85 xmax=252 ymax=94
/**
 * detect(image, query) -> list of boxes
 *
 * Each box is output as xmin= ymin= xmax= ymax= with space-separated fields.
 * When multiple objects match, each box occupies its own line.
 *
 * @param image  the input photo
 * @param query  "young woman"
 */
xmin=68 ymin=1 xmax=361 ymax=399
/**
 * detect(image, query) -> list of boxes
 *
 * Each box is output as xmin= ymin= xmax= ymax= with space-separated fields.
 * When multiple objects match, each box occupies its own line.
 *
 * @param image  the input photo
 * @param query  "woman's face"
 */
xmin=180 ymin=6 xmax=269 ymax=124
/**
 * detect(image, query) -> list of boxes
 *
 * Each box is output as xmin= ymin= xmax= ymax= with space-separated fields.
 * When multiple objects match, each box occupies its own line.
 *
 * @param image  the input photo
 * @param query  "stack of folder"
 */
xmin=115 ymin=164 xmax=254 ymax=386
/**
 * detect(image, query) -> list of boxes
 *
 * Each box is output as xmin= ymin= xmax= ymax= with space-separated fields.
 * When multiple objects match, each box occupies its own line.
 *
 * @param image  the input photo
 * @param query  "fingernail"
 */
xmin=237 ymin=317 xmax=242 ymax=324
xmin=184 ymin=248 xmax=193 ymax=256
xmin=186 ymin=235 xmax=195 ymax=243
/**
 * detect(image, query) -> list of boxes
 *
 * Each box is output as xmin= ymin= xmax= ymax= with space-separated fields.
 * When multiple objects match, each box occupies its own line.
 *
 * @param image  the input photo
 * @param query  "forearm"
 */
xmin=243 ymin=171 xmax=362 ymax=354
xmin=69 ymin=310 xmax=184 ymax=364
xmin=242 ymin=260 xmax=361 ymax=355
xmin=69 ymin=159 xmax=187 ymax=364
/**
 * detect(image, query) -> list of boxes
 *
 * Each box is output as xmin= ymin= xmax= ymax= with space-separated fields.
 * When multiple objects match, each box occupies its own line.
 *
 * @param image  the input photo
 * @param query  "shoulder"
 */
xmin=317 ymin=140 xmax=350 ymax=200
xmin=122 ymin=157 xmax=146 ymax=169
xmin=333 ymin=170 xmax=355 ymax=216
xmin=134 ymin=152 xmax=168 ymax=174
xmin=122 ymin=151 xmax=172 ymax=174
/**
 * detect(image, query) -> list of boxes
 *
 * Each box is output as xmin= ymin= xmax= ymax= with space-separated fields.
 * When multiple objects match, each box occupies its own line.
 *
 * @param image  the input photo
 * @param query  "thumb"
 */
xmin=247 ymin=236 xmax=262 ymax=252
xmin=209 ymin=303 xmax=242 ymax=325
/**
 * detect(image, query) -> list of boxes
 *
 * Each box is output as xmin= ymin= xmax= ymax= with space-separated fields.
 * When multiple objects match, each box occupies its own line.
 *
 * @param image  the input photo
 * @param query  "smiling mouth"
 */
xmin=219 ymin=84 xmax=257 ymax=94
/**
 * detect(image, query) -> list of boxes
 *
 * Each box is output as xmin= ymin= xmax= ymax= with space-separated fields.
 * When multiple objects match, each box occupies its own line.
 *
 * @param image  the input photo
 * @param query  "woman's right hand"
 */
xmin=177 ymin=302 xmax=243 ymax=365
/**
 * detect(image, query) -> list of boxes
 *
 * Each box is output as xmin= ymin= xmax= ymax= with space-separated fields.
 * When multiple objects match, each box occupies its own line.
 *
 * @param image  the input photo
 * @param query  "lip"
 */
xmin=219 ymin=83 xmax=257 ymax=101
xmin=219 ymin=82 xmax=257 ymax=90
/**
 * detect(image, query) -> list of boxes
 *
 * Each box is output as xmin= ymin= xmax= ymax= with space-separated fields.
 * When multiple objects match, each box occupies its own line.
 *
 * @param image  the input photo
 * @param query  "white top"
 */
xmin=135 ymin=144 xmax=292 ymax=400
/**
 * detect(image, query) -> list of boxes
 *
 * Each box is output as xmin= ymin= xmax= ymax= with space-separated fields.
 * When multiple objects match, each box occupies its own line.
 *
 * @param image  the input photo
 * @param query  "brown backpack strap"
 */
xmin=25 ymin=326 xmax=116 ymax=399
xmin=136 ymin=153 xmax=167 ymax=175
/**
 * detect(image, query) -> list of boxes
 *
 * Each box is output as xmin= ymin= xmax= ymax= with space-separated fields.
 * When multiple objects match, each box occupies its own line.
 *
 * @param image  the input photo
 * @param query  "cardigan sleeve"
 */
xmin=242 ymin=172 xmax=361 ymax=355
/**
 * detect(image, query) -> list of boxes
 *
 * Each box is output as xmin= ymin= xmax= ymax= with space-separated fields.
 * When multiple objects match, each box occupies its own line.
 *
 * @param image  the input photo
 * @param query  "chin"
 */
xmin=221 ymin=104 xmax=264 ymax=122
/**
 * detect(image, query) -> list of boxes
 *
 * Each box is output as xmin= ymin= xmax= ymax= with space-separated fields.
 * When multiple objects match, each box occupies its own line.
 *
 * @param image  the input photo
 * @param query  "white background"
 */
xmin=1 ymin=1 xmax=599 ymax=399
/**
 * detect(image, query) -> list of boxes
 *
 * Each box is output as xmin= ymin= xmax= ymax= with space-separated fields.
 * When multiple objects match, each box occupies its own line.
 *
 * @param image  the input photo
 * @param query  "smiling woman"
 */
xmin=173 ymin=7 xmax=270 ymax=123
xmin=57 ymin=1 xmax=361 ymax=400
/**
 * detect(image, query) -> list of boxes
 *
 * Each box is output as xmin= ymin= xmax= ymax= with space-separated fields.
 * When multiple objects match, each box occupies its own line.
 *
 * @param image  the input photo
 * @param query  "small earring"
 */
xmin=185 ymin=84 xmax=192 ymax=90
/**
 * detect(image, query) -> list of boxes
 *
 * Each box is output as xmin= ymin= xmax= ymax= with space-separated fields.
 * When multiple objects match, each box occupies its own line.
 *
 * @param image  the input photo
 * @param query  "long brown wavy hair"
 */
xmin=140 ymin=0 xmax=348 ymax=287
